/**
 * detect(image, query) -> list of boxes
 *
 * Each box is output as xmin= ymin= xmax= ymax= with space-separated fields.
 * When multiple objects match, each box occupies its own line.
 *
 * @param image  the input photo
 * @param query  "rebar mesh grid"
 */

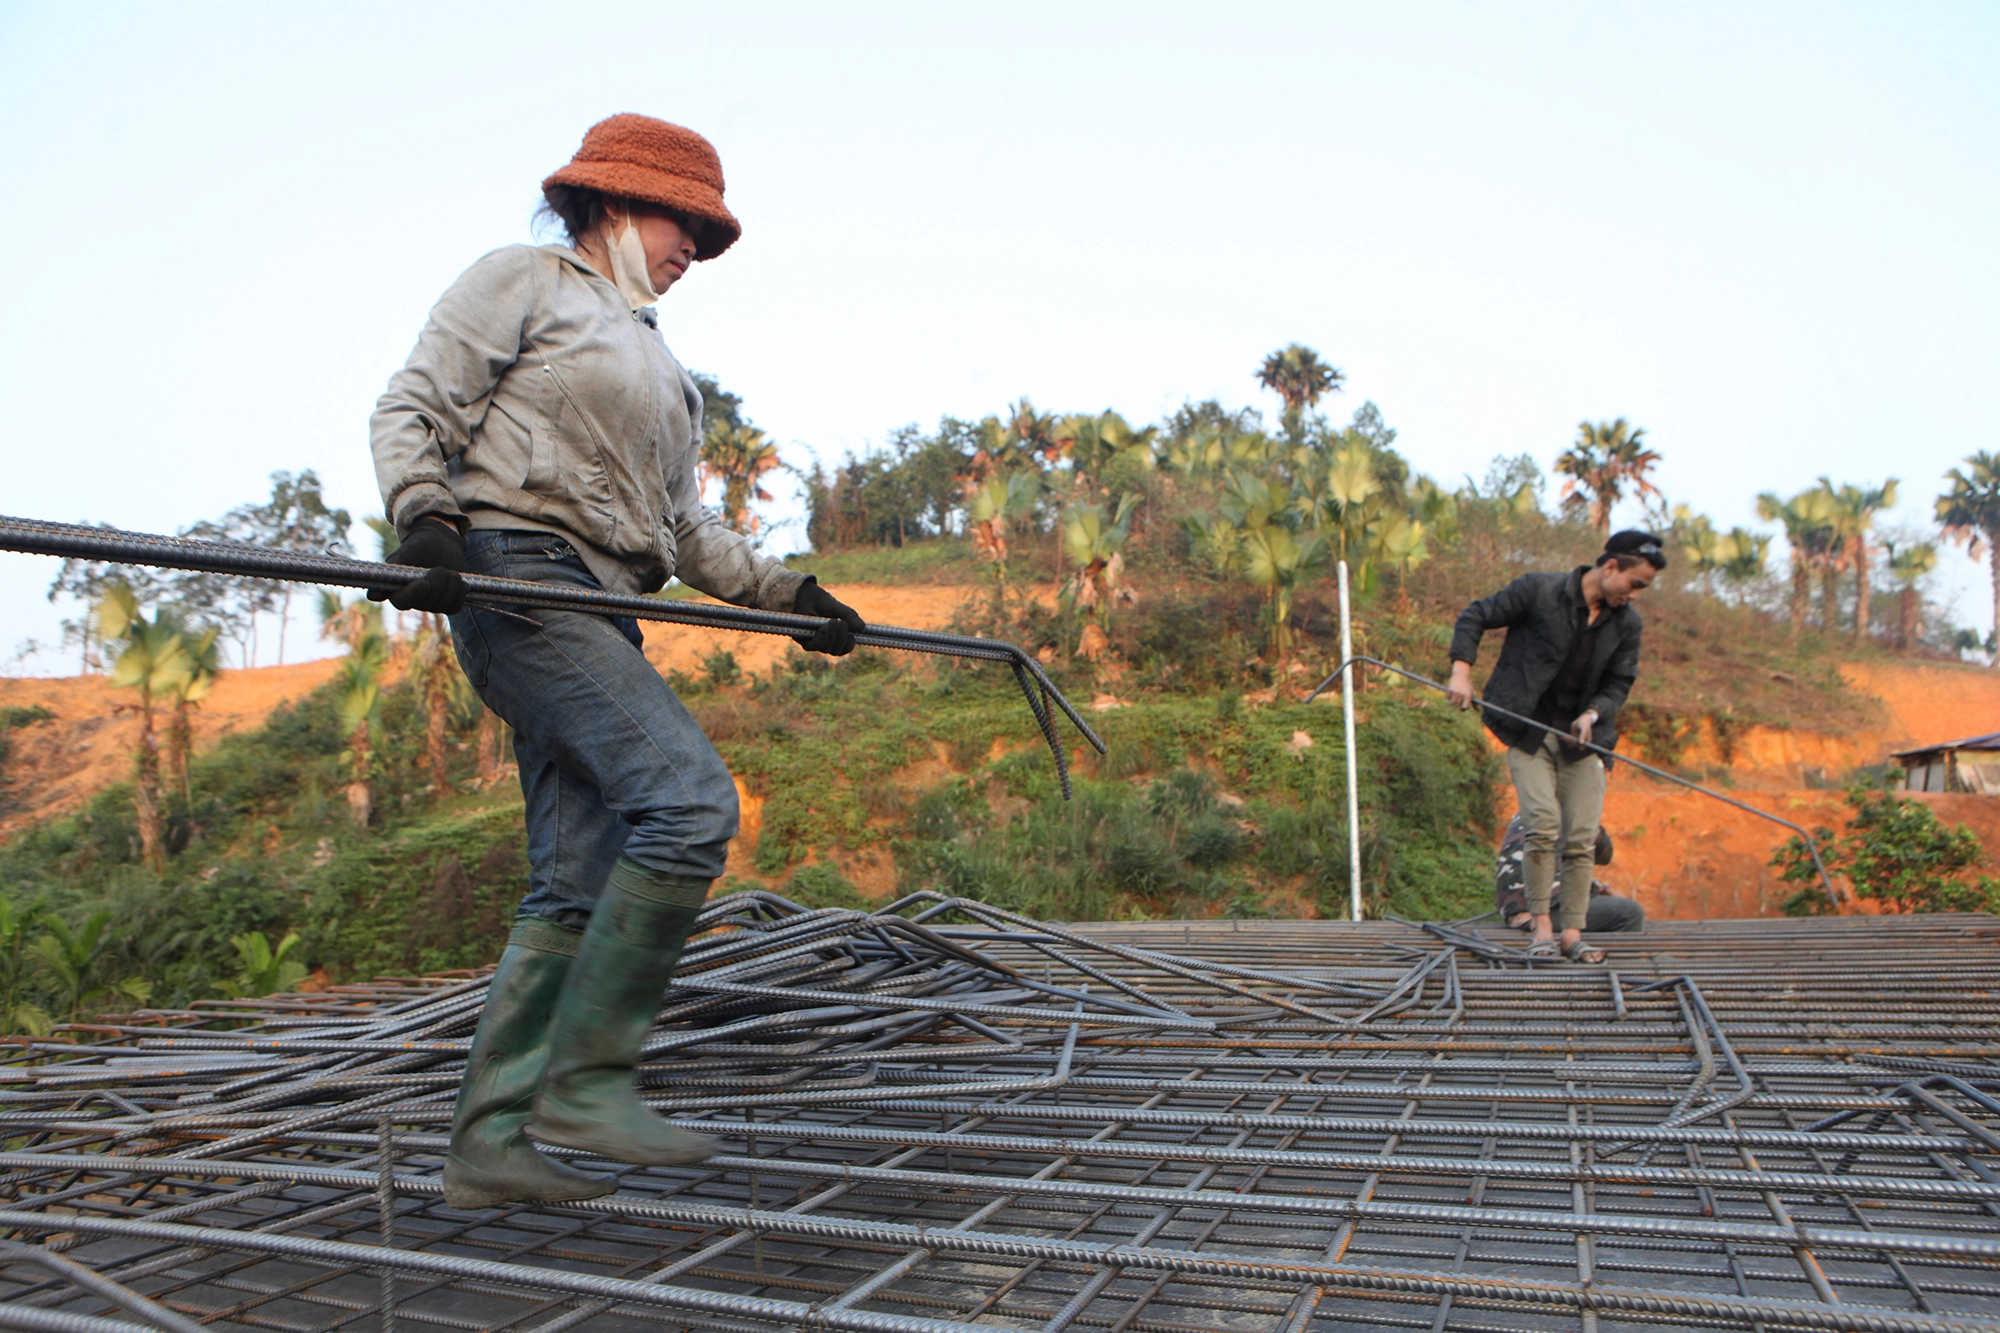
xmin=2 ymin=898 xmax=1996 ymax=1333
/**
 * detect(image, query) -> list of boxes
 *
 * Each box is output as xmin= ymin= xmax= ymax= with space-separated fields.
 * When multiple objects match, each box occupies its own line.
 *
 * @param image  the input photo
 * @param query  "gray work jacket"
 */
xmin=369 ymin=244 xmax=803 ymax=609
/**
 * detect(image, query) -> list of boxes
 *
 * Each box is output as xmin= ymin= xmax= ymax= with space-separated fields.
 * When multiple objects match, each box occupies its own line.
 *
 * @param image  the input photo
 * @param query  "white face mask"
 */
xmin=603 ymin=213 xmax=660 ymax=310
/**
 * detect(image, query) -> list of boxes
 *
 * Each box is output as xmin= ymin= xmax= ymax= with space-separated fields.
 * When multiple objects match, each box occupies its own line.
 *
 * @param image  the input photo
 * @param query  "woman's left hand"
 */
xmin=792 ymin=578 xmax=866 ymax=656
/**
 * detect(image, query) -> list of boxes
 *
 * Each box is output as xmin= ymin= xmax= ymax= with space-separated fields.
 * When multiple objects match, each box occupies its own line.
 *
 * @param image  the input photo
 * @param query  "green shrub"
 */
xmin=1776 ymin=782 xmax=1999 ymax=914
xmin=782 ymin=863 xmax=870 ymax=911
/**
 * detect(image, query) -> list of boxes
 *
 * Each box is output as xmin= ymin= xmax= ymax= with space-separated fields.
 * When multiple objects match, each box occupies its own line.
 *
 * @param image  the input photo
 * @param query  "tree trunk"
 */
xmin=1788 ymin=545 xmax=1809 ymax=637
xmin=347 ymin=721 xmax=372 ymax=826
xmin=1990 ymin=532 xmax=2000 ymax=669
xmin=166 ymin=695 xmax=193 ymax=807
xmin=133 ymin=693 xmax=164 ymax=869
xmin=425 ymin=678 xmax=450 ymax=790
xmin=1898 ymin=586 xmax=1918 ymax=651
xmin=476 ymin=706 xmax=501 ymax=782
xmin=1820 ymin=566 xmax=1841 ymax=632
xmin=1852 ymin=538 xmax=1872 ymax=643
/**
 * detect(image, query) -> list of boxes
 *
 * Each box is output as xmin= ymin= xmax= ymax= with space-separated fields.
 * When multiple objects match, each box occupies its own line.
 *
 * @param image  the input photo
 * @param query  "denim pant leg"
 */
xmin=449 ymin=531 xmax=740 ymax=926
xmin=510 ymin=729 xmax=632 ymax=929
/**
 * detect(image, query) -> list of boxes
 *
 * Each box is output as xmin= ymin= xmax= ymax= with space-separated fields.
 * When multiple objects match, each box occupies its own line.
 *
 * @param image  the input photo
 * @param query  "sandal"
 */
xmin=1526 ymin=939 xmax=1559 ymax=959
xmin=1565 ymin=938 xmax=1607 ymax=965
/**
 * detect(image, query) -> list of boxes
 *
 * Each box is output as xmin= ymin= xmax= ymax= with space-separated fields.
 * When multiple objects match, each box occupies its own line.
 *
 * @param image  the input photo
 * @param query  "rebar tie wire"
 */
xmin=0 ymin=514 xmax=1104 ymax=798
xmin=1306 ymin=655 xmax=1840 ymax=902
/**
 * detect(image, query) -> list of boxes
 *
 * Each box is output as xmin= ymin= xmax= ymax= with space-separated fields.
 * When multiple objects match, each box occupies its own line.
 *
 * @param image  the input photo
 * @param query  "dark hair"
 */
xmin=1594 ymin=826 xmax=1614 ymax=866
xmin=1599 ymin=529 xmax=1667 ymax=571
xmin=535 ymin=185 xmax=705 ymax=250
xmin=536 ymin=184 xmax=609 ymax=245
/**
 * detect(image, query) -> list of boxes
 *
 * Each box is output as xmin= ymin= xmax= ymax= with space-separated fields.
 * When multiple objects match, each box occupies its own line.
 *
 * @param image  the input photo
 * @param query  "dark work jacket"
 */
xmin=1449 ymin=568 xmax=1642 ymax=754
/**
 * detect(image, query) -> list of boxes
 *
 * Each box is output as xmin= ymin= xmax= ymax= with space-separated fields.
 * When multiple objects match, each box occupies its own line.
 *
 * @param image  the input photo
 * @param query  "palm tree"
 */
xmin=1006 ymin=398 xmax=1064 ymax=468
xmin=475 ymin=706 xmax=506 ymax=784
xmin=406 ymin=615 xmax=461 ymax=791
xmin=255 ymin=470 xmax=350 ymax=666
xmin=336 ymin=631 xmax=387 ymax=827
xmin=320 ymin=594 xmax=387 ymax=825
xmin=0 ymin=898 xmax=52 ymax=1036
xmin=1304 ymin=442 xmax=1380 ymax=571
xmin=34 ymin=910 xmax=149 ymax=1019
xmin=965 ymin=468 xmax=1042 ymax=611
xmin=1061 ymin=496 xmax=1138 ymax=661
xmin=1937 ymin=453 xmax=2000 ymax=668
xmin=1817 ymin=478 xmax=1898 ymax=642
xmin=700 ymin=420 xmax=783 ymax=534
xmin=1239 ymin=523 xmax=1328 ymax=660
xmin=1884 ymin=540 xmax=1938 ymax=651
xmin=1214 ymin=468 xmax=1328 ymax=660
xmin=1756 ymin=489 xmax=1839 ymax=637
xmin=99 ymin=584 xmax=192 ymax=870
xmin=1554 ymin=420 xmax=1661 ymax=535
xmin=161 ymin=620 xmax=222 ymax=808
xmin=1056 ymin=410 xmax=1158 ymax=502
xmin=318 ymin=589 xmax=380 ymax=654
xmin=1256 ymin=344 xmax=1344 ymax=420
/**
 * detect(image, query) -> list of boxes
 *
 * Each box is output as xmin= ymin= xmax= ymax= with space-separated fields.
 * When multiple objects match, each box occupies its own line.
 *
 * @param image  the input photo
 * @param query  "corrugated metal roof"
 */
xmin=1889 ymin=728 xmax=2000 ymax=760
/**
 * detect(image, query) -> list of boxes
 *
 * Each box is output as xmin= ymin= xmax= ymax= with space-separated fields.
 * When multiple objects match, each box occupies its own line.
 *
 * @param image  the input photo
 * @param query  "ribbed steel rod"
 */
xmin=8 ymin=1150 xmax=2000 ymax=1262
xmin=0 ymin=513 xmax=1104 ymax=795
xmin=6 ymin=1208 xmax=1998 ymax=1333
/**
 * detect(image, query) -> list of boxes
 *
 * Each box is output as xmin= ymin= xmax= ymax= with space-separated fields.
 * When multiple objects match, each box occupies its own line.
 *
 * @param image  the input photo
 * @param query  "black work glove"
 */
xmin=369 ymin=518 xmax=467 ymax=614
xmin=791 ymin=576 xmax=866 ymax=656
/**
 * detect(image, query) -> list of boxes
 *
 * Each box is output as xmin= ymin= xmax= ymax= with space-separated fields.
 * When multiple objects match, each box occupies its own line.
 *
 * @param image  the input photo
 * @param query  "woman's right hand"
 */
xmin=369 ymin=517 xmax=468 ymax=614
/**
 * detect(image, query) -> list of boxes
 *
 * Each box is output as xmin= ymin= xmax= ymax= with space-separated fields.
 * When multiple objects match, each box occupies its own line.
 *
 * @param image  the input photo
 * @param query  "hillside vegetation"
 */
xmin=1 ymin=355 xmax=1987 ymax=1031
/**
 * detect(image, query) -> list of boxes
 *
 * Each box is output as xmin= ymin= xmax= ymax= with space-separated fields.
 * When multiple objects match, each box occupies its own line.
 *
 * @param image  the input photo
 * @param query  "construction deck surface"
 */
xmin=2 ymin=903 xmax=1997 ymax=1333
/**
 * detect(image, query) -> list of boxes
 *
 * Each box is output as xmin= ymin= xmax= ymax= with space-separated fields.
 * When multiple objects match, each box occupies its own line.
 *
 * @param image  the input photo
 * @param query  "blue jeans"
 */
xmin=450 ymin=531 xmax=739 ymax=927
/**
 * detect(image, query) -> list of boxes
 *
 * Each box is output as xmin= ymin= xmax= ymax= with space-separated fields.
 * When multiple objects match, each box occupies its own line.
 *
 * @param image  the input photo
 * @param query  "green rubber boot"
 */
xmin=442 ymin=920 xmax=619 ymax=1209
xmin=529 ymin=859 xmax=717 ymax=1166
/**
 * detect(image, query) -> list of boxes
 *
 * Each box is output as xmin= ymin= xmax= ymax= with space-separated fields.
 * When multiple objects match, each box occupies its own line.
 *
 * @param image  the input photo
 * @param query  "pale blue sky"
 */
xmin=2 ymin=1 xmax=1995 ymax=668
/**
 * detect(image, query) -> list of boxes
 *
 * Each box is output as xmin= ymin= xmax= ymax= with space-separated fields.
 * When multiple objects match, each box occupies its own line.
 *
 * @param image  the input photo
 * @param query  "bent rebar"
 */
xmin=0 ymin=514 xmax=1103 ymax=797
xmin=1306 ymin=654 xmax=1840 ymax=900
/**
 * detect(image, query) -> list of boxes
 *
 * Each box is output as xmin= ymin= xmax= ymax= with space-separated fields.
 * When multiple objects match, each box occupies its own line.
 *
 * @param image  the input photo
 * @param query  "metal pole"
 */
xmin=1337 ymin=561 xmax=1362 ymax=922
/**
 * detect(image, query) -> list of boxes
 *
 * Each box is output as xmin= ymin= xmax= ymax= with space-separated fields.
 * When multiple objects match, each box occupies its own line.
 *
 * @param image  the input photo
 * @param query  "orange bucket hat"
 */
xmin=542 ymin=114 xmax=741 ymax=261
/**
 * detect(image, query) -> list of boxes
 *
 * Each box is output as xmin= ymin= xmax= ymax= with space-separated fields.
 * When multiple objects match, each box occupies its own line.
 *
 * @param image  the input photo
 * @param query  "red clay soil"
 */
xmin=0 ymin=583 xmax=1001 ymax=846
xmin=1585 ymin=660 xmax=2000 ymax=920
xmin=0 ymin=659 xmax=341 ymax=842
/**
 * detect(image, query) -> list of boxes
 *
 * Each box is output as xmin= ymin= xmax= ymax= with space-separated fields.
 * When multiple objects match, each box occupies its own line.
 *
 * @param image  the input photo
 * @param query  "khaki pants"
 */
xmin=1505 ymin=734 xmax=1606 ymax=933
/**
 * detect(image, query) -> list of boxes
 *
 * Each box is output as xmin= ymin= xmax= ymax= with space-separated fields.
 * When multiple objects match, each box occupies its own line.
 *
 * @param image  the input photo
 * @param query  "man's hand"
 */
xmin=368 ymin=517 xmax=467 ymax=614
xmin=792 ymin=577 xmax=866 ymax=656
xmin=1446 ymin=660 xmax=1476 ymax=711
xmin=1568 ymin=708 xmax=1600 ymax=748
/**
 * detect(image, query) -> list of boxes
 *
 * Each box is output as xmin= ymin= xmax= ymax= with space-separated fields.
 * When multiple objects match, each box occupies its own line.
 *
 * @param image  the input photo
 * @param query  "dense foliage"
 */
xmin=1775 ymin=783 xmax=2000 ymax=915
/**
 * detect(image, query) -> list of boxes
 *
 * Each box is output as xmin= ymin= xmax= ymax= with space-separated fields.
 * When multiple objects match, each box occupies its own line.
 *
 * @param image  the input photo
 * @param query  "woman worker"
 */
xmin=368 ymin=114 xmax=866 ymax=1209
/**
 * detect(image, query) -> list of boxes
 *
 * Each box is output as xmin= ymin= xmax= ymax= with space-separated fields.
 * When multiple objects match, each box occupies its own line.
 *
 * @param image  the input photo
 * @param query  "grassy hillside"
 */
xmin=0 ymin=399 xmax=1956 ymax=1028
xmin=0 ymin=632 xmax=1500 ymax=1022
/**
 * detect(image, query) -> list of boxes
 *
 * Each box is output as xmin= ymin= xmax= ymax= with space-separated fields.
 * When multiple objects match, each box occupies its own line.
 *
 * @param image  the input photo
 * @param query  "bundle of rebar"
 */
xmin=2 ymin=904 xmax=1997 ymax=1333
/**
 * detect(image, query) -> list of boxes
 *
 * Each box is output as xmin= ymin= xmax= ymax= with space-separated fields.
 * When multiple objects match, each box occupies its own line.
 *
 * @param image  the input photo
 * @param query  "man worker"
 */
xmin=1495 ymin=816 xmax=1646 ymax=934
xmin=1446 ymin=530 xmax=1665 ymax=963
